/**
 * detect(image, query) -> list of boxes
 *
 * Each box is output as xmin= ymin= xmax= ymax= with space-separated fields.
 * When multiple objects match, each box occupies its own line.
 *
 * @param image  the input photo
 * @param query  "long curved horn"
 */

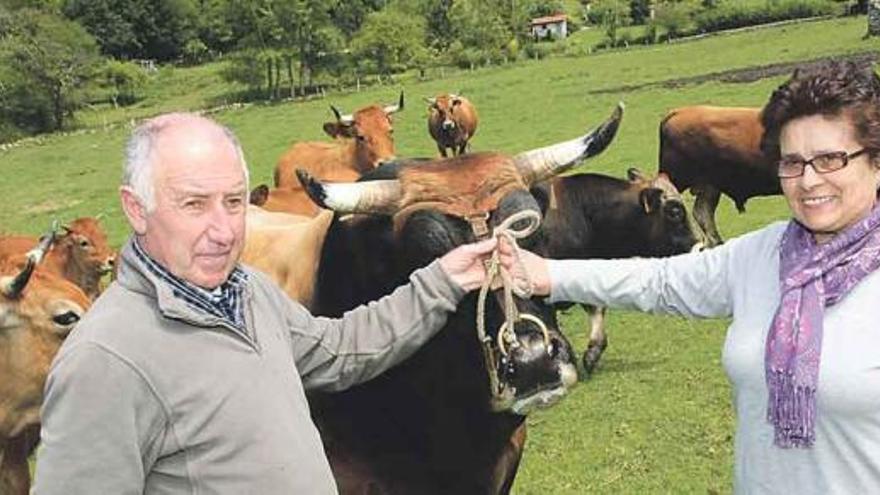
xmin=2 ymin=227 xmax=55 ymax=299
xmin=384 ymin=91 xmax=405 ymax=115
xmin=331 ymin=105 xmax=354 ymax=125
xmin=514 ymin=102 xmax=624 ymax=185
xmin=296 ymin=169 xmax=403 ymax=215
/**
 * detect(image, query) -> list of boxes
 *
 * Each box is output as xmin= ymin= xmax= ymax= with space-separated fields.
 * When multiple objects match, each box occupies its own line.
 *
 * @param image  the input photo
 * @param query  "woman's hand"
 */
xmin=497 ymin=237 xmax=551 ymax=296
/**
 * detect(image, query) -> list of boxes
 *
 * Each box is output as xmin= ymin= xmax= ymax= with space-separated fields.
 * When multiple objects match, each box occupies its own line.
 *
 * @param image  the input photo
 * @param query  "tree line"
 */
xmin=0 ymin=0 xmax=868 ymax=143
xmin=0 ymin=0 xmax=568 ymax=142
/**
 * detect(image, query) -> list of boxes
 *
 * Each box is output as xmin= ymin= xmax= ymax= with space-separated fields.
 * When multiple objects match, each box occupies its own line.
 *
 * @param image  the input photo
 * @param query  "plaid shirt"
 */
xmin=132 ymin=239 xmax=249 ymax=336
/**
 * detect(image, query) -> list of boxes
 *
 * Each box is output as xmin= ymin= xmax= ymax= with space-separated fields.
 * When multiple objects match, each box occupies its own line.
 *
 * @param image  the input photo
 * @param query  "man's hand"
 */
xmin=497 ymin=238 xmax=551 ymax=297
xmin=438 ymin=238 xmax=498 ymax=292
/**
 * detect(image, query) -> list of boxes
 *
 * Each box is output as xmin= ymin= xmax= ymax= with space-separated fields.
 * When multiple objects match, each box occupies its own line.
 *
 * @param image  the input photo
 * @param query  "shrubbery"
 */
xmin=694 ymin=0 xmax=841 ymax=34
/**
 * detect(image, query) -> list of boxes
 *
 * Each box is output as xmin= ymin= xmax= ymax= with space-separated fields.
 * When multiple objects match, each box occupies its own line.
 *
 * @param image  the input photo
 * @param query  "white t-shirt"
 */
xmin=548 ymin=221 xmax=880 ymax=494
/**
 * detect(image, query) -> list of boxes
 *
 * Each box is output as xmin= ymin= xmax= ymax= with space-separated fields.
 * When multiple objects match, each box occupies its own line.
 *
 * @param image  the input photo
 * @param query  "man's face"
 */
xmin=139 ymin=128 xmax=247 ymax=289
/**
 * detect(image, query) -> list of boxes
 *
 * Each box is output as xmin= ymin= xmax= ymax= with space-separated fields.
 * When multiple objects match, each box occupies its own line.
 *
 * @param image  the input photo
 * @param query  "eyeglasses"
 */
xmin=776 ymin=148 xmax=870 ymax=178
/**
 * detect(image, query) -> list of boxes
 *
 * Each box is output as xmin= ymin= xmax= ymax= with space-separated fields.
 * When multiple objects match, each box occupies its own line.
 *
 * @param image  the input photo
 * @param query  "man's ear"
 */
xmin=120 ymin=186 xmax=148 ymax=235
xmin=639 ymin=188 xmax=663 ymax=214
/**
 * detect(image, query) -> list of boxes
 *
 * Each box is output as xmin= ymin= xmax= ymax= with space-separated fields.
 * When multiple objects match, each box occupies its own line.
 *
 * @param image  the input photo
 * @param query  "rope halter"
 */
xmin=472 ymin=209 xmax=553 ymax=408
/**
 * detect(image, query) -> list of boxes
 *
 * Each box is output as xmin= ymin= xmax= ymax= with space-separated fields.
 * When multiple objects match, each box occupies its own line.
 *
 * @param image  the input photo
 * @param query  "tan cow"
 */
xmin=241 ymin=206 xmax=334 ymax=309
xmin=427 ymin=93 xmax=478 ymax=157
xmin=0 ymin=217 xmax=115 ymax=299
xmin=0 ymin=234 xmax=90 ymax=495
xmin=274 ymin=92 xmax=404 ymax=189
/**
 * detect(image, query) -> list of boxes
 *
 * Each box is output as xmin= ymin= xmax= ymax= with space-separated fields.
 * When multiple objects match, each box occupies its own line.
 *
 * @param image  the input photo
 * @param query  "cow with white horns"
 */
xmin=296 ymin=104 xmax=623 ymax=494
xmin=427 ymin=93 xmax=479 ymax=157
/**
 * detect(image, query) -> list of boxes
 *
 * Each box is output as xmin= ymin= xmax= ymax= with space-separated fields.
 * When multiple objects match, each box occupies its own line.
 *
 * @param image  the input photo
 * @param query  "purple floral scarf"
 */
xmin=766 ymin=201 xmax=880 ymax=448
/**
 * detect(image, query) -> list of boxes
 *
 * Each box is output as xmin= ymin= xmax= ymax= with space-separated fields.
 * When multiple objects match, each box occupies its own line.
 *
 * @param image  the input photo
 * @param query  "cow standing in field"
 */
xmin=0 ymin=234 xmax=90 ymax=495
xmin=274 ymin=92 xmax=404 ymax=190
xmin=0 ymin=217 xmax=115 ymax=299
xmin=532 ymin=168 xmax=699 ymax=374
xmin=658 ymin=105 xmax=780 ymax=246
xmin=427 ymin=94 xmax=478 ymax=157
xmin=296 ymin=103 xmax=623 ymax=494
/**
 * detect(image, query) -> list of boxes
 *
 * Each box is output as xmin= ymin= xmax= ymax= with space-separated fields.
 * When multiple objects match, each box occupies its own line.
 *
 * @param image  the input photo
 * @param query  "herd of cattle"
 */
xmin=0 ymin=92 xmax=780 ymax=494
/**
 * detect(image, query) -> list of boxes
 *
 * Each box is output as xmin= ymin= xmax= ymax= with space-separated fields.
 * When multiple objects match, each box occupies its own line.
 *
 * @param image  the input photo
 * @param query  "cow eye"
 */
xmin=52 ymin=310 xmax=80 ymax=327
xmin=79 ymin=239 xmax=91 ymax=248
xmin=356 ymin=134 xmax=366 ymax=142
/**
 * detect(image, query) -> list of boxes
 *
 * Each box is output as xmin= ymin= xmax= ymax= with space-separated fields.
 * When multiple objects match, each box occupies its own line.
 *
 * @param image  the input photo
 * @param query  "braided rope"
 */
xmin=475 ymin=209 xmax=546 ymax=398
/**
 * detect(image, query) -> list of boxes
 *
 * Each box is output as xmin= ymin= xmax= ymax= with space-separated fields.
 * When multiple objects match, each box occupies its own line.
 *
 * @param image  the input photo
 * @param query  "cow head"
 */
xmin=0 ymin=233 xmax=89 ymax=445
xmin=323 ymin=92 xmax=404 ymax=173
xmin=627 ymin=167 xmax=700 ymax=255
xmin=56 ymin=217 xmax=116 ymax=297
xmin=426 ymin=93 xmax=465 ymax=132
xmin=300 ymin=103 xmax=623 ymax=415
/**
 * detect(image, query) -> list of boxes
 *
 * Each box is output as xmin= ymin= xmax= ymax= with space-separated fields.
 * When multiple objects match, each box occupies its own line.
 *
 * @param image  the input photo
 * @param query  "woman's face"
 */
xmin=779 ymin=114 xmax=880 ymax=243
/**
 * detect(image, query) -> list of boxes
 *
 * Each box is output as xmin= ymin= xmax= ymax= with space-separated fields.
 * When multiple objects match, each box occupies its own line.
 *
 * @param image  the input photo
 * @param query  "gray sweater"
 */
xmin=548 ymin=221 xmax=880 ymax=494
xmin=33 ymin=238 xmax=464 ymax=494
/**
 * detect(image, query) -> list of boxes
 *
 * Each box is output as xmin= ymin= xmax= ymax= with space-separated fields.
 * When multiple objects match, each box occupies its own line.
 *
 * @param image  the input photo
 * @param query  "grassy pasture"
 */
xmin=4 ymin=14 xmax=880 ymax=494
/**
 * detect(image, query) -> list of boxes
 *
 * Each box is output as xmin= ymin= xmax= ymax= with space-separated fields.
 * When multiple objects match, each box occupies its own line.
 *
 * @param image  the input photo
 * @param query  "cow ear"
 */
xmin=324 ymin=122 xmax=352 ymax=139
xmin=640 ymin=188 xmax=663 ymax=214
xmin=250 ymin=185 xmax=269 ymax=206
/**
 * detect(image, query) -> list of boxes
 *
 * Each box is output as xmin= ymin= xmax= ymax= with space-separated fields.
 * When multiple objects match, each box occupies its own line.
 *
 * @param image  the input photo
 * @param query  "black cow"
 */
xmin=531 ymin=168 xmax=699 ymax=374
xmin=297 ymin=104 xmax=623 ymax=494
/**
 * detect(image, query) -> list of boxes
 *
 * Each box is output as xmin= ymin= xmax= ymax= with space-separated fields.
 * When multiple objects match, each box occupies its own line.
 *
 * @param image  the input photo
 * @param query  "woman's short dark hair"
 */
xmin=760 ymin=60 xmax=880 ymax=160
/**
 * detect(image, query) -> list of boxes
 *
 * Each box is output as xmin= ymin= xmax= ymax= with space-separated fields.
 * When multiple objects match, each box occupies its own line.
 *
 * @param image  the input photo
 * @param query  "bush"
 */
xmin=523 ymin=42 xmax=551 ymax=60
xmin=101 ymin=60 xmax=148 ymax=107
xmin=695 ymin=0 xmax=840 ymax=33
xmin=654 ymin=1 xmax=696 ymax=39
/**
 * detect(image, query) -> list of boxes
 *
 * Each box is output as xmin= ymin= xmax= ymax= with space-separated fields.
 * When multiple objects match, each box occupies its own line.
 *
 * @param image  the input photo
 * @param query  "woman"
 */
xmin=503 ymin=61 xmax=880 ymax=493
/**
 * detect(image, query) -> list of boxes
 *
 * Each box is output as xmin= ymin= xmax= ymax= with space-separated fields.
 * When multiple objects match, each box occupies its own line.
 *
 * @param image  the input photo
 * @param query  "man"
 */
xmin=33 ymin=113 xmax=498 ymax=494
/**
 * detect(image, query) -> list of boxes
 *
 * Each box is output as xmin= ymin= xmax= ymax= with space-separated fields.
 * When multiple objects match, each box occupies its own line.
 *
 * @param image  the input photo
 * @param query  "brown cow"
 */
xmin=274 ymin=92 xmax=404 ymax=189
xmin=427 ymin=93 xmax=479 ymax=157
xmin=0 ymin=234 xmax=90 ymax=495
xmin=0 ymin=217 xmax=116 ymax=299
xmin=241 ymin=206 xmax=333 ymax=309
xmin=658 ymin=105 xmax=780 ymax=246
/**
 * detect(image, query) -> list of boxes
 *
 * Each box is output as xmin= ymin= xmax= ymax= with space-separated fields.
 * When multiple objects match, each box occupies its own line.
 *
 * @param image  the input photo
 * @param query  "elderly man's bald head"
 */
xmin=123 ymin=113 xmax=249 ymax=211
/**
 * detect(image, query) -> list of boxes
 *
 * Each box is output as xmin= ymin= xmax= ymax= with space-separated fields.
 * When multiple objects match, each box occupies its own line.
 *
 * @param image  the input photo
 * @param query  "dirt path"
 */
xmin=590 ymin=51 xmax=879 ymax=94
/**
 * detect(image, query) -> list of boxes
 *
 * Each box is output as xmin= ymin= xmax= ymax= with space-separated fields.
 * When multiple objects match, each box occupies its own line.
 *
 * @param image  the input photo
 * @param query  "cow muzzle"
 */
xmin=491 ymin=320 xmax=578 ymax=415
xmin=473 ymin=210 xmax=578 ymax=415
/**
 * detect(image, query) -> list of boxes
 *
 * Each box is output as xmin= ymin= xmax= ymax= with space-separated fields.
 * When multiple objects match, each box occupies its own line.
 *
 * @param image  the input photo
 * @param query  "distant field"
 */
xmin=5 ymin=14 xmax=880 ymax=494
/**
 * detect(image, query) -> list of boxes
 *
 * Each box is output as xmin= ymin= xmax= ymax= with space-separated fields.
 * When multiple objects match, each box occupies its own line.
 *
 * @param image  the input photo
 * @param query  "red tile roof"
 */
xmin=530 ymin=14 xmax=568 ymax=26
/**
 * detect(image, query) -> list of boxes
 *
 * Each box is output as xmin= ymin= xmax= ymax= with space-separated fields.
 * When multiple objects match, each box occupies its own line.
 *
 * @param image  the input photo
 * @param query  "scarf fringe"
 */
xmin=766 ymin=369 xmax=816 ymax=448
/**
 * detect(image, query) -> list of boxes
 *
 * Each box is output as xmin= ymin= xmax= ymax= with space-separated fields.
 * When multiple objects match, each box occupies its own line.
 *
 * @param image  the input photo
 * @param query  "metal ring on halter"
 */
xmin=495 ymin=313 xmax=552 ymax=357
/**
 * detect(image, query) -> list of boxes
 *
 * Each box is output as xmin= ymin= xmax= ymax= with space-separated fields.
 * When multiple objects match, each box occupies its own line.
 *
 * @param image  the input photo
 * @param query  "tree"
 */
xmin=63 ymin=0 xmax=199 ymax=61
xmin=0 ymin=8 xmax=103 ymax=133
xmin=630 ymin=0 xmax=652 ymax=25
xmin=424 ymin=0 xmax=454 ymax=50
xmin=330 ymin=0 xmax=386 ymax=40
xmin=588 ymin=0 xmax=630 ymax=46
xmin=351 ymin=8 xmax=426 ymax=76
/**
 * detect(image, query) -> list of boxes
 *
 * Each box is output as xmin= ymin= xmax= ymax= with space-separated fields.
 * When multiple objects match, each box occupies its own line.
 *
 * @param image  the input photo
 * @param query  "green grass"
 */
xmin=3 ymin=14 xmax=878 ymax=493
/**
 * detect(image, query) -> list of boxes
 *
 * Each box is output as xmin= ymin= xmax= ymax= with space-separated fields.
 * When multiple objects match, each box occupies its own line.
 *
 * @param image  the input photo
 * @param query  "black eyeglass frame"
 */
xmin=776 ymin=148 xmax=872 ymax=178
